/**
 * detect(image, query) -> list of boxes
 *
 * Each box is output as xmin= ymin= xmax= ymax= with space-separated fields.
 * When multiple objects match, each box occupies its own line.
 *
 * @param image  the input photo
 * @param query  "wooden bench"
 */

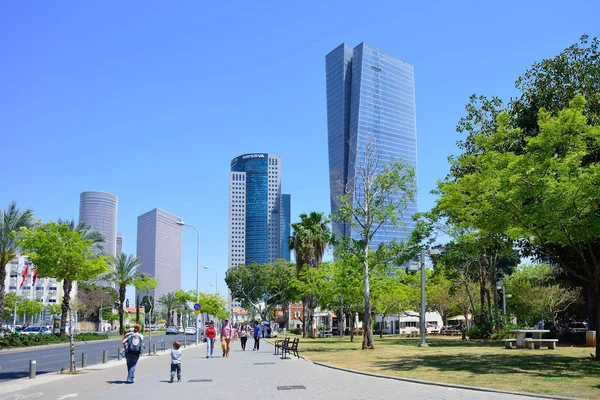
xmin=503 ymin=338 xmax=517 ymax=349
xmin=281 ymin=337 xmax=300 ymax=359
xmin=273 ymin=337 xmax=290 ymax=355
xmin=524 ymin=338 xmax=558 ymax=350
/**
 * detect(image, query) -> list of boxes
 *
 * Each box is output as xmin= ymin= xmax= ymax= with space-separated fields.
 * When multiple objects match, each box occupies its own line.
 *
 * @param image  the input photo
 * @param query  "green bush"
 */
xmin=0 ymin=332 xmax=109 ymax=349
xmin=467 ymin=322 xmax=493 ymax=339
xmin=289 ymin=328 xmax=302 ymax=335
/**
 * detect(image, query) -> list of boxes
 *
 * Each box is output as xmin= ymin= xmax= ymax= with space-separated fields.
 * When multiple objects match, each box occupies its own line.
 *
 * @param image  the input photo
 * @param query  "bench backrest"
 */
xmin=290 ymin=338 xmax=299 ymax=349
xmin=282 ymin=337 xmax=290 ymax=345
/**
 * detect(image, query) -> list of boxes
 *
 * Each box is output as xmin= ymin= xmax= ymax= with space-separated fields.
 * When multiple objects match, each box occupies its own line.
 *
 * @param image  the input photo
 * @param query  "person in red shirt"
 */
xmin=205 ymin=321 xmax=216 ymax=358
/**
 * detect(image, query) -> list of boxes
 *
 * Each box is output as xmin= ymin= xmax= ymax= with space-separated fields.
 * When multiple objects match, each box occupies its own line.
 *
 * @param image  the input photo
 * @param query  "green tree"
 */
xmin=372 ymin=273 xmax=415 ymax=338
xmin=0 ymin=201 xmax=34 ymax=331
xmin=225 ymin=259 xmax=297 ymax=321
xmin=45 ymin=303 xmax=62 ymax=318
xmin=17 ymin=298 xmax=43 ymax=322
xmin=134 ymin=275 xmax=158 ymax=326
xmin=100 ymin=253 xmax=145 ymax=335
xmin=437 ymin=96 xmax=600 ymax=357
xmin=290 ymin=211 xmax=332 ymax=338
xmin=158 ymin=292 xmax=182 ymax=326
xmin=335 ymin=136 xmax=416 ymax=350
xmin=18 ymin=222 xmax=107 ymax=335
xmin=3 ymin=292 xmax=20 ymax=321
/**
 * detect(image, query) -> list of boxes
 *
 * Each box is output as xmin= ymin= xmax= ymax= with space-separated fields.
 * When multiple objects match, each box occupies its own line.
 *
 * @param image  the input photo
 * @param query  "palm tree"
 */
xmin=0 ymin=201 xmax=34 ymax=332
xmin=158 ymin=292 xmax=181 ymax=326
xmin=100 ymin=253 xmax=143 ymax=334
xmin=289 ymin=212 xmax=331 ymax=338
xmin=57 ymin=219 xmax=104 ymax=253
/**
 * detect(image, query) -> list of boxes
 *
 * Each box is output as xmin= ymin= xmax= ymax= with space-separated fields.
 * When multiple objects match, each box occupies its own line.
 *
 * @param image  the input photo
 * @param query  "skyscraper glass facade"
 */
xmin=326 ymin=42 xmax=418 ymax=246
xmin=231 ymin=154 xmax=269 ymax=264
xmin=228 ymin=153 xmax=292 ymax=309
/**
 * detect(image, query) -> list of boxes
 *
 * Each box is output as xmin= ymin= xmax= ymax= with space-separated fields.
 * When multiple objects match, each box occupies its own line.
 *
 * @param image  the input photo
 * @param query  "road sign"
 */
xmin=194 ymin=310 xmax=201 ymax=315
xmin=194 ymin=303 xmax=201 ymax=311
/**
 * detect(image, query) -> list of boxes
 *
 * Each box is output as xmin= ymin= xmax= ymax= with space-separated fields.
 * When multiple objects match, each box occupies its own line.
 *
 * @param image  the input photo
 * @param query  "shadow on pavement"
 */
xmin=106 ymin=380 xmax=129 ymax=384
xmin=0 ymin=370 xmax=53 ymax=381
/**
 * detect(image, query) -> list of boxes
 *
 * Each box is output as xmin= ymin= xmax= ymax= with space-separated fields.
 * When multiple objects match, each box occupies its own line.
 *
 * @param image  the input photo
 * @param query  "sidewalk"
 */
xmin=0 ymin=339 xmax=538 ymax=400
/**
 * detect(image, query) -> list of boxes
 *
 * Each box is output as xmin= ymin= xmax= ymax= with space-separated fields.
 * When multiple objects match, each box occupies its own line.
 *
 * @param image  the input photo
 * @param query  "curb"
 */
xmin=310 ymin=361 xmax=581 ymax=400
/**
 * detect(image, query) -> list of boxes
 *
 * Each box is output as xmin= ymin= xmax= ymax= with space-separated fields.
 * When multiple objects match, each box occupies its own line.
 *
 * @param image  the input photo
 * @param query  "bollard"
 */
xmin=81 ymin=352 xmax=87 ymax=368
xmin=152 ymin=343 xmax=156 ymax=355
xmin=117 ymin=348 xmax=122 ymax=361
xmin=29 ymin=360 xmax=36 ymax=379
xmin=103 ymin=350 xmax=108 ymax=364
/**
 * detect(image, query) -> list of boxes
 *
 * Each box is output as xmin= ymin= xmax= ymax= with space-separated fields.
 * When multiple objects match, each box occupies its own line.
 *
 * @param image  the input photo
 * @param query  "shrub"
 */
xmin=467 ymin=322 xmax=493 ymax=339
xmin=0 ymin=332 xmax=109 ymax=349
xmin=289 ymin=328 xmax=302 ymax=335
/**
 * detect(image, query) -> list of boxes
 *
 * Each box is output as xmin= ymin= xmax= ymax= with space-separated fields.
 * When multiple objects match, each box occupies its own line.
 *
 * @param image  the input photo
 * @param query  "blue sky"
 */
xmin=1 ymin=1 xmax=598 ymax=301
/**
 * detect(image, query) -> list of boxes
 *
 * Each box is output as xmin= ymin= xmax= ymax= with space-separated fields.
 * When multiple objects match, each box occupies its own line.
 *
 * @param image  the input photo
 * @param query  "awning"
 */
xmin=447 ymin=314 xmax=472 ymax=322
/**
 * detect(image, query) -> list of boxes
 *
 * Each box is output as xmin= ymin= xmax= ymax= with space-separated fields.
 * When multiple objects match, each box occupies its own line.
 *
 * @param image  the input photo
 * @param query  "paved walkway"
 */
xmin=0 ymin=339 xmax=542 ymax=400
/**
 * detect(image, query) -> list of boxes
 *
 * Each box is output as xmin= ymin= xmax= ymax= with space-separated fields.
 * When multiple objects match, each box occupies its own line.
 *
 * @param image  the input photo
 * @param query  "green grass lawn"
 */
xmin=277 ymin=335 xmax=599 ymax=399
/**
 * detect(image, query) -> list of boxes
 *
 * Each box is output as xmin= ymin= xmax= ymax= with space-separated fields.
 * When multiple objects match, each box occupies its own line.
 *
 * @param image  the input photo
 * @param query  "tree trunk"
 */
xmin=0 ymin=264 xmax=7 ymax=332
xmin=301 ymin=298 xmax=307 ymax=338
xmin=69 ymin=305 xmax=75 ymax=372
xmin=493 ymin=285 xmax=500 ymax=332
xmin=596 ymin=286 xmax=600 ymax=361
xmin=380 ymin=314 xmax=385 ymax=338
xmin=584 ymin=283 xmax=597 ymax=331
xmin=349 ymin=313 xmax=355 ymax=343
xmin=60 ymin=279 xmax=73 ymax=336
xmin=118 ymin=284 xmax=126 ymax=335
xmin=362 ymin=246 xmax=374 ymax=350
xmin=479 ymin=264 xmax=488 ymax=326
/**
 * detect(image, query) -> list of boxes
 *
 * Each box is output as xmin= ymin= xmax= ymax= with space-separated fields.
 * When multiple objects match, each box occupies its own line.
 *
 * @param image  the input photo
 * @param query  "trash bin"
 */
xmin=586 ymin=330 xmax=596 ymax=347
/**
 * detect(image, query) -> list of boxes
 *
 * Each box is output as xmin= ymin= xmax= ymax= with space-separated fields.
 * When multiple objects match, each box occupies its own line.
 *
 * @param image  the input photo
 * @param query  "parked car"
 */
xmin=165 ymin=325 xmax=179 ymax=335
xmin=178 ymin=327 xmax=185 ymax=334
xmin=184 ymin=327 xmax=196 ymax=335
xmin=20 ymin=326 xmax=51 ymax=335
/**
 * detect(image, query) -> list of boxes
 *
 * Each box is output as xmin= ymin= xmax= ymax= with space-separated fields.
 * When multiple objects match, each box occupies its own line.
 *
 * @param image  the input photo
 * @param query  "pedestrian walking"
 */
xmin=220 ymin=318 xmax=233 ymax=357
xmin=169 ymin=341 xmax=182 ymax=383
xmin=239 ymin=324 xmax=248 ymax=351
xmin=205 ymin=320 xmax=216 ymax=358
xmin=122 ymin=324 xmax=144 ymax=383
xmin=253 ymin=321 xmax=261 ymax=351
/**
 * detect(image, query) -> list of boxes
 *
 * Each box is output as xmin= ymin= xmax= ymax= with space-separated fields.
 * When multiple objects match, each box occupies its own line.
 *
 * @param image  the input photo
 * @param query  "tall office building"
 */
xmin=326 ymin=42 xmax=418 ymax=246
xmin=228 ymin=153 xmax=291 ymax=307
xmin=79 ymin=191 xmax=118 ymax=257
xmin=116 ymin=232 xmax=123 ymax=256
xmin=136 ymin=208 xmax=182 ymax=302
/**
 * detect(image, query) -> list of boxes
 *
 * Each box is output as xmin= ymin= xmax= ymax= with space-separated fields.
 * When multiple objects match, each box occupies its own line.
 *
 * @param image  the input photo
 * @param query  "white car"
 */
xmin=184 ymin=327 xmax=196 ymax=335
xmin=21 ymin=326 xmax=52 ymax=335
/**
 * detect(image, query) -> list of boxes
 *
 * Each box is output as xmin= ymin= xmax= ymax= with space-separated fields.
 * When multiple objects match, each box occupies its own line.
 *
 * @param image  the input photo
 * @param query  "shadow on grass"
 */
xmin=376 ymin=353 xmax=600 ymax=379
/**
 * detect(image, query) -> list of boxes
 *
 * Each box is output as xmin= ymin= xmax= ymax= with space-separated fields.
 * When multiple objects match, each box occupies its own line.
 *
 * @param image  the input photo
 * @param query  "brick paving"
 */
xmin=0 ymin=339 xmax=544 ymax=400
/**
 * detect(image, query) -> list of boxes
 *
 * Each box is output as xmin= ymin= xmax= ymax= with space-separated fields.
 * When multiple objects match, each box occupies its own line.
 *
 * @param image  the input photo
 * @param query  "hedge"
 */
xmin=0 ymin=332 xmax=109 ymax=349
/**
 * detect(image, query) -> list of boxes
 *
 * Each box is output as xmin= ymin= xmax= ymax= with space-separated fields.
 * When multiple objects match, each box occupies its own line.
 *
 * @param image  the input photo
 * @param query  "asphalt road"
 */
xmin=0 ymin=332 xmax=197 ymax=382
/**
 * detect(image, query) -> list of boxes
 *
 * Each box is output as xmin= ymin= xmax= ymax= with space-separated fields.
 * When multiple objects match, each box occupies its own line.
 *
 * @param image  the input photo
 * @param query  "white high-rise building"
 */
xmin=3 ymin=255 xmax=75 ymax=324
xmin=228 ymin=153 xmax=291 ymax=308
xmin=79 ymin=191 xmax=118 ymax=258
xmin=136 ymin=208 xmax=182 ymax=303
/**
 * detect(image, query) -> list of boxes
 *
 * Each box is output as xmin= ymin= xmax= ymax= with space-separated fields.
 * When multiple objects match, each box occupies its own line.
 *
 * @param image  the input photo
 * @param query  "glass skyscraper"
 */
xmin=326 ymin=42 xmax=418 ymax=246
xmin=228 ymin=153 xmax=291 ymax=307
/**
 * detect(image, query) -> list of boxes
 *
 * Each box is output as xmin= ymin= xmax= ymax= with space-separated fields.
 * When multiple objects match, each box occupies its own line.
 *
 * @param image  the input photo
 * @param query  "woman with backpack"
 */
xmin=122 ymin=324 xmax=144 ymax=383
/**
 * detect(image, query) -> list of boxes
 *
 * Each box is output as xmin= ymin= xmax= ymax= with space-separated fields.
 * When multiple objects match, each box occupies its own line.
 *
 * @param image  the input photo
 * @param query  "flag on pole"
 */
xmin=20 ymin=263 xmax=29 ymax=288
xmin=32 ymin=267 xmax=38 ymax=284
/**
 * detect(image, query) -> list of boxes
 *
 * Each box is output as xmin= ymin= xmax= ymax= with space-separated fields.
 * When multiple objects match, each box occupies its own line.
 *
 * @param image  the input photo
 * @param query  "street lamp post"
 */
xmin=204 ymin=266 xmax=218 ymax=294
xmin=419 ymin=248 xmax=439 ymax=348
xmin=177 ymin=220 xmax=201 ymax=346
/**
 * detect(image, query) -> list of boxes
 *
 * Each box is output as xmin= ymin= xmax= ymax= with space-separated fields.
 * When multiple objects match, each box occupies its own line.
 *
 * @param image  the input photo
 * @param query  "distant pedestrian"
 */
xmin=253 ymin=321 xmax=261 ymax=351
xmin=122 ymin=324 xmax=144 ymax=383
xmin=239 ymin=324 xmax=248 ymax=351
xmin=205 ymin=321 xmax=216 ymax=358
xmin=169 ymin=341 xmax=182 ymax=383
xmin=220 ymin=318 xmax=233 ymax=357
